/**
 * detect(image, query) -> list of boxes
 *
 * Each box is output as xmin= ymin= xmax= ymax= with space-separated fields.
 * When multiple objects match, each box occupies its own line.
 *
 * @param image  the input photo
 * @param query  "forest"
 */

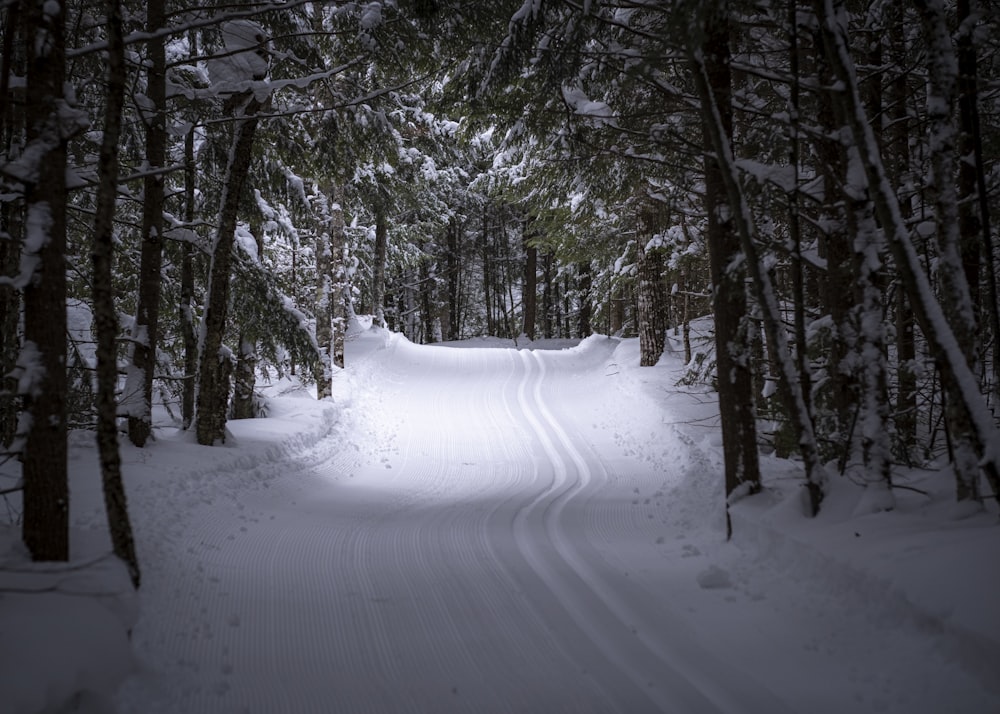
xmin=1 ymin=0 xmax=999 ymax=585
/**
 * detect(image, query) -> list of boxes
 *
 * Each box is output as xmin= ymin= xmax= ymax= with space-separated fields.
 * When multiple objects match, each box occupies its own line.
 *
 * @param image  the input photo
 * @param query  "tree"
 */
xmin=691 ymin=3 xmax=764 ymax=522
xmin=689 ymin=0 xmax=828 ymax=517
xmin=16 ymin=0 xmax=82 ymax=560
xmin=195 ymin=20 xmax=271 ymax=446
xmin=91 ymin=0 xmax=140 ymax=587
xmin=814 ymin=0 xmax=1000 ymax=501
xmin=124 ymin=0 xmax=168 ymax=448
xmin=0 ymin=3 xmax=24 ymax=451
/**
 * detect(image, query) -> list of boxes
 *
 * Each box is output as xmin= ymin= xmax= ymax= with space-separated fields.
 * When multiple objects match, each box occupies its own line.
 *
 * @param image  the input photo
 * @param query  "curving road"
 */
xmin=120 ymin=334 xmax=791 ymax=714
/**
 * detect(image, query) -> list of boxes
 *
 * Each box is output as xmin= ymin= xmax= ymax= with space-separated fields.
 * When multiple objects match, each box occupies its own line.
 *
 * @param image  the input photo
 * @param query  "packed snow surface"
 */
xmin=3 ymin=322 xmax=999 ymax=713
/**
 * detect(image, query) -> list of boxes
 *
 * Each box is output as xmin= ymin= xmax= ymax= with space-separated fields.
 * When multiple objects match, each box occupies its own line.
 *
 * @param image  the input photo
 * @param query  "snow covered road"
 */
xmin=114 ymin=334 xmax=776 ymax=713
xmin=111 ymin=329 xmax=1000 ymax=714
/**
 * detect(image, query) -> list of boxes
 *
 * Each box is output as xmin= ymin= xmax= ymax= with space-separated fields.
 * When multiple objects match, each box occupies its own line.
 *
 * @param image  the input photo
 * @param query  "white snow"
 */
xmin=1 ymin=320 xmax=998 ymax=713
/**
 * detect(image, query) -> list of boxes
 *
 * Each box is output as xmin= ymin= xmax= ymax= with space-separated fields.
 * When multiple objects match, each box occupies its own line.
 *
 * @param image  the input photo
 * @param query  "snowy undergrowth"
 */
xmin=1 ymin=328 xmax=359 ymax=714
xmin=607 ymin=323 xmax=1000 ymax=708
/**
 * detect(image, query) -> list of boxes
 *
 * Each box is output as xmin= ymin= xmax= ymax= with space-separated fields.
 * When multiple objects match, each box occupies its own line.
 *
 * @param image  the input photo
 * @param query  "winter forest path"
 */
xmin=117 ymin=333 xmax=794 ymax=714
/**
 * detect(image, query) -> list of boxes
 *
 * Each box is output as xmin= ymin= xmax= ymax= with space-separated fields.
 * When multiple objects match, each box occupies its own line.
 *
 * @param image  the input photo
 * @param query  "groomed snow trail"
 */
xmin=119 ymin=333 xmax=791 ymax=714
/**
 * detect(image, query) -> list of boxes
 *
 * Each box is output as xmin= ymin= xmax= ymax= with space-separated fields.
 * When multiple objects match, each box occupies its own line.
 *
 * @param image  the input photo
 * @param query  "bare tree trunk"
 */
xmin=0 ymin=5 xmax=23 ymax=450
xmin=886 ymin=0 xmax=917 ymax=453
xmin=313 ymin=185 xmax=334 ymax=398
xmin=91 ymin=0 xmax=140 ymax=587
xmin=915 ymin=0 xmax=983 ymax=501
xmin=230 ymin=335 xmax=257 ymax=419
xmin=330 ymin=182 xmax=347 ymax=367
xmin=689 ymin=4 xmax=764 ymax=532
xmin=195 ymin=94 xmax=263 ymax=446
xmin=181 ymin=128 xmax=198 ymax=429
xmin=636 ymin=234 xmax=667 ymax=367
xmin=522 ymin=219 xmax=537 ymax=340
xmin=446 ymin=218 xmax=460 ymax=340
xmin=787 ymin=0 xmax=812 ymax=429
xmin=373 ymin=203 xmax=387 ymax=328
xmin=578 ymin=261 xmax=592 ymax=337
xmin=20 ymin=0 xmax=78 ymax=561
xmin=126 ymin=0 xmax=167 ymax=447
xmin=542 ymin=252 xmax=554 ymax=338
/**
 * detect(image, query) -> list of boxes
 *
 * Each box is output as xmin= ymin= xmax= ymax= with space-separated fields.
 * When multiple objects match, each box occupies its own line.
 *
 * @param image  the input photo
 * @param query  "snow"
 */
xmin=206 ymin=21 xmax=269 ymax=93
xmin=561 ymin=85 xmax=618 ymax=127
xmin=1 ymin=320 xmax=998 ymax=713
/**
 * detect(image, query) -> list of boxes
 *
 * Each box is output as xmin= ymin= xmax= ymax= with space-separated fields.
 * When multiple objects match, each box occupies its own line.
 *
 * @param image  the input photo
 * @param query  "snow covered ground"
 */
xmin=2 ymin=319 xmax=999 ymax=713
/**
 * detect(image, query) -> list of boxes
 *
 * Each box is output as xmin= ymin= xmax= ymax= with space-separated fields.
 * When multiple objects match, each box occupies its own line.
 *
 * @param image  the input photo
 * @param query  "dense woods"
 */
xmin=1 ymin=0 xmax=999 ymax=571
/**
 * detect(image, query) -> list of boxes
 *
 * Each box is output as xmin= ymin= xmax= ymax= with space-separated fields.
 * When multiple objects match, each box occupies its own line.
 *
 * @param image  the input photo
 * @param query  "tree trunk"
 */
xmin=915 ymin=0 xmax=983 ymax=501
xmin=20 ymin=0 xmax=78 ymax=561
xmin=787 ymin=0 xmax=812 ymax=432
xmin=542 ymin=252 xmax=554 ymax=338
xmin=330 ymin=182 xmax=347 ymax=366
xmin=181 ymin=128 xmax=198 ymax=430
xmin=846 ymin=160 xmax=894 ymax=508
xmin=373 ymin=203 xmax=387 ymax=328
xmin=578 ymin=261 xmax=592 ymax=337
xmin=690 ymin=4 xmax=763 ymax=531
xmin=0 ymin=6 xmax=23 ymax=450
xmin=636 ymin=236 xmax=667 ymax=367
xmin=126 ymin=0 xmax=167 ymax=447
xmin=481 ymin=206 xmax=493 ymax=336
xmin=230 ymin=335 xmax=257 ymax=419
xmin=522 ymin=220 xmax=537 ymax=340
xmin=313 ymin=185 xmax=334 ymax=398
xmin=91 ymin=0 xmax=140 ymax=587
xmin=886 ymin=0 xmax=917 ymax=454
xmin=446 ymin=218 xmax=461 ymax=340
xmin=195 ymin=94 xmax=264 ymax=446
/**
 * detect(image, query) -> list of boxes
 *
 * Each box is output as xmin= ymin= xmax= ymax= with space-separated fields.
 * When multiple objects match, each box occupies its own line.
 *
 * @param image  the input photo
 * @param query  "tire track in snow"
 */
xmin=510 ymin=348 xmax=768 ymax=714
xmin=530 ymin=350 xmax=797 ymax=714
xmin=122 ymin=337 xmax=782 ymax=714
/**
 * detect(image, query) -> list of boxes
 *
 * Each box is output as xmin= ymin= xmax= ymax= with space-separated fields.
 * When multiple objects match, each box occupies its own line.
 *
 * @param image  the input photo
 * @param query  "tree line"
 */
xmin=1 ymin=0 xmax=998 ymax=580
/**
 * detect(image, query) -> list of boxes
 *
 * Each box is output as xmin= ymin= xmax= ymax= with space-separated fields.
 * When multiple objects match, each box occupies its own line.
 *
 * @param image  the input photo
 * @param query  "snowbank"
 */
xmin=1 ymin=350 xmax=352 ymax=714
xmin=607 ymin=325 xmax=1000 ymax=706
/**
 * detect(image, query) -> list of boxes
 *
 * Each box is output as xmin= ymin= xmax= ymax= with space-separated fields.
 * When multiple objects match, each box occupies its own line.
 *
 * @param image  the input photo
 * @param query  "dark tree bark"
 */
xmin=91 ymin=0 xmax=140 ymax=588
xmin=0 ymin=5 xmax=24 ymax=450
xmin=330 ymin=182 xmax=347 ymax=365
xmin=578 ymin=261 xmax=592 ymax=337
xmin=885 ymin=0 xmax=916 ymax=453
xmin=914 ymin=0 xmax=982 ymax=501
xmin=127 ymin=0 xmax=167 ymax=447
xmin=180 ymin=128 xmax=198 ymax=429
xmin=373 ymin=202 xmax=388 ymax=328
xmin=446 ymin=217 xmax=460 ymax=340
xmin=812 ymin=28 xmax=854 ymax=439
xmin=787 ymin=0 xmax=811 ymax=424
xmin=692 ymin=4 xmax=762 ymax=529
xmin=542 ymin=251 xmax=554 ymax=338
xmin=20 ymin=0 xmax=78 ymax=561
xmin=522 ymin=219 xmax=537 ymax=340
xmin=195 ymin=94 xmax=264 ymax=446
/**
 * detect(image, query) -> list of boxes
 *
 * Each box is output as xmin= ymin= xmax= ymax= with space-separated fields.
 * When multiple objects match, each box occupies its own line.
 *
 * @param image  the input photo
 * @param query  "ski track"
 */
xmin=119 ymin=339 xmax=791 ymax=714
